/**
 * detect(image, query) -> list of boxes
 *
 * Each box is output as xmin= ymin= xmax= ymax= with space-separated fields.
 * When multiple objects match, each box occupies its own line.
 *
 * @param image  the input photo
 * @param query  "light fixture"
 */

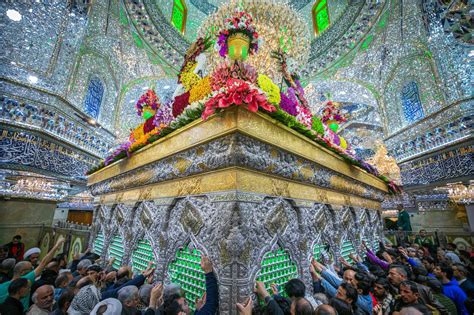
xmin=142 ymin=86 xmax=149 ymax=90
xmin=446 ymin=181 xmax=473 ymax=204
xmin=6 ymin=9 xmax=22 ymax=22
xmin=89 ymin=119 xmax=97 ymax=125
xmin=27 ymin=75 xmax=38 ymax=84
xmin=163 ymin=85 xmax=171 ymax=89
xmin=129 ymin=100 xmax=136 ymax=103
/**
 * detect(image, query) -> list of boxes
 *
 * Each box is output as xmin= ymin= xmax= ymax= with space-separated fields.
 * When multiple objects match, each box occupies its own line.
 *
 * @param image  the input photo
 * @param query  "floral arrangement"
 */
xmin=216 ymin=11 xmax=259 ymax=57
xmin=179 ymin=63 xmax=201 ymax=91
xmin=129 ymin=123 xmax=167 ymax=152
xmin=321 ymin=101 xmax=347 ymax=124
xmin=257 ymin=74 xmax=280 ymax=106
xmin=136 ymin=89 xmax=160 ymax=116
xmin=180 ymin=36 xmax=211 ymax=74
xmin=154 ymin=101 xmax=174 ymax=126
xmin=279 ymin=90 xmax=298 ymax=116
xmin=172 ymin=91 xmax=190 ymax=117
xmin=189 ymin=76 xmax=212 ymax=103
xmin=202 ymin=78 xmax=276 ymax=120
xmin=104 ymin=142 xmax=131 ymax=166
xmin=210 ymin=61 xmax=257 ymax=90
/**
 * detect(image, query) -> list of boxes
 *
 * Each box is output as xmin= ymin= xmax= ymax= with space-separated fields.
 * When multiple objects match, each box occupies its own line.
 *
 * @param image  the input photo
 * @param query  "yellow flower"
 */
xmin=257 ymin=74 xmax=280 ymax=105
xmin=189 ymin=76 xmax=212 ymax=103
xmin=130 ymin=122 xmax=145 ymax=142
xmin=180 ymin=62 xmax=201 ymax=92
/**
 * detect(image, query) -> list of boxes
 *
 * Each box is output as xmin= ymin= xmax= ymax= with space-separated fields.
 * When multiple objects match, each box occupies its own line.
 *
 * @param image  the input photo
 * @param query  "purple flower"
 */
xmin=279 ymin=91 xmax=297 ymax=116
xmin=104 ymin=142 xmax=131 ymax=166
xmin=154 ymin=101 xmax=174 ymax=126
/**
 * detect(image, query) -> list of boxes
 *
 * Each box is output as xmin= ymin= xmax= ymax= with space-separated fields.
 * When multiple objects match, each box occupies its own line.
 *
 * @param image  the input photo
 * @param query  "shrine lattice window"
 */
xmin=401 ymin=81 xmax=424 ymax=123
xmin=84 ymin=76 xmax=104 ymax=119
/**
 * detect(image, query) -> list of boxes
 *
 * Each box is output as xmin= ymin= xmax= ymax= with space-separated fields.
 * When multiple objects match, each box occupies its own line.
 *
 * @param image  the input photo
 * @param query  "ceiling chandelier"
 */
xmin=197 ymin=0 xmax=310 ymax=82
xmin=446 ymin=181 xmax=474 ymax=204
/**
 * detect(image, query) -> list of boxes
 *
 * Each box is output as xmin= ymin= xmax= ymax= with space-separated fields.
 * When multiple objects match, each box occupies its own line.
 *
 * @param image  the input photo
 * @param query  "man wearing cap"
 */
xmin=24 ymin=247 xmax=41 ymax=268
xmin=0 ymin=236 xmax=65 ymax=312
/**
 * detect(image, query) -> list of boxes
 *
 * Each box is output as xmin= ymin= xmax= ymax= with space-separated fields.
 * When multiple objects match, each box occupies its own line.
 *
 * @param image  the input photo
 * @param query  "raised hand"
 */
xmin=149 ymin=283 xmax=163 ymax=309
xmin=254 ymin=281 xmax=270 ymax=300
xmin=200 ymin=255 xmax=213 ymax=273
xmin=236 ymin=296 xmax=253 ymax=315
xmin=311 ymin=258 xmax=324 ymax=273
xmin=270 ymin=283 xmax=279 ymax=295
xmin=142 ymin=266 xmax=155 ymax=278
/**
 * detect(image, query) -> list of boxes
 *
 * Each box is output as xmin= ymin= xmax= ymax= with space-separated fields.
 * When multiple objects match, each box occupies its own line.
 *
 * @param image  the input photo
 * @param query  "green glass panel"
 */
xmin=315 ymin=0 xmax=327 ymax=12
xmin=255 ymin=248 xmax=298 ymax=298
xmin=109 ymin=235 xmax=124 ymax=269
xmin=316 ymin=8 xmax=330 ymax=33
xmin=341 ymin=240 xmax=355 ymax=264
xmin=93 ymin=232 xmax=104 ymax=256
xmin=168 ymin=246 xmax=206 ymax=311
xmin=174 ymin=0 xmax=185 ymax=11
xmin=131 ymin=240 xmax=155 ymax=274
xmin=171 ymin=8 xmax=184 ymax=32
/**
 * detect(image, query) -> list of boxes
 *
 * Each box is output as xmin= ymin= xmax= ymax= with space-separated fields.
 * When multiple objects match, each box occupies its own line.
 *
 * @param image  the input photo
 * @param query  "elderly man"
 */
xmin=117 ymin=285 xmax=140 ymax=315
xmin=72 ymin=259 xmax=92 ymax=281
xmin=0 ymin=258 xmax=15 ymax=284
xmin=27 ymin=285 xmax=55 ymax=315
xmin=0 ymin=236 xmax=64 ymax=312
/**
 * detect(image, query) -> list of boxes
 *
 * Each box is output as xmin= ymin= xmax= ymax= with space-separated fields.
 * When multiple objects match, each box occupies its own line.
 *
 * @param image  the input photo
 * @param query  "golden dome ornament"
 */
xmin=227 ymin=32 xmax=251 ymax=61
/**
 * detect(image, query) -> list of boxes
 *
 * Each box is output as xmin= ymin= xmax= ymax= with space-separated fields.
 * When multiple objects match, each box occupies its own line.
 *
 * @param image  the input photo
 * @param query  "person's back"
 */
xmin=432 ymin=293 xmax=457 ymax=315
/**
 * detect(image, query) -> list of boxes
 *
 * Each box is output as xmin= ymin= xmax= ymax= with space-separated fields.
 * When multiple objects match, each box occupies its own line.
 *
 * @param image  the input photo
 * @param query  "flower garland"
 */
xmin=216 ymin=11 xmax=259 ymax=57
xmin=296 ymin=103 xmax=313 ymax=129
xmin=279 ymin=90 xmax=298 ymax=116
xmin=257 ymin=74 xmax=280 ymax=105
xmin=202 ymin=78 xmax=276 ymax=120
xmin=321 ymin=101 xmax=347 ymax=123
xmin=180 ymin=63 xmax=201 ymax=91
xmin=189 ymin=76 xmax=212 ymax=103
xmin=136 ymin=89 xmax=160 ymax=116
xmin=129 ymin=123 xmax=167 ymax=152
xmin=154 ymin=101 xmax=174 ymax=126
xmin=172 ymin=91 xmax=190 ymax=118
xmin=104 ymin=142 xmax=131 ymax=166
xmin=210 ymin=61 xmax=257 ymax=91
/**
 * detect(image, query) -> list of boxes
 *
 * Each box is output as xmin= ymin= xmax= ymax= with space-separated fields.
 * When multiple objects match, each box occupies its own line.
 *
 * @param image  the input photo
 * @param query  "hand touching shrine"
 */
xmin=311 ymin=258 xmax=325 ymax=273
xmin=254 ymin=281 xmax=270 ymax=300
xmin=200 ymin=255 xmax=213 ymax=273
xmin=236 ymin=296 xmax=253 ymax=315
xmin=149 ymin=282 xmax=163 ymax=309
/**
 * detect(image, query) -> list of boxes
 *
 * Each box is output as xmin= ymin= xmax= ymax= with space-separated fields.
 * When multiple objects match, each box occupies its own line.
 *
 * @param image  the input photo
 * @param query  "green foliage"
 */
xmin=311 ymin=116 xmax=325 ymax=136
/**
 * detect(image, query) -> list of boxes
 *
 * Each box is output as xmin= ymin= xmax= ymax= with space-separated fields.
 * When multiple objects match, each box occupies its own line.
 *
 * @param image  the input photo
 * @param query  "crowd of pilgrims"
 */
xmin=0 ymin=231 xmax=473 ymax=315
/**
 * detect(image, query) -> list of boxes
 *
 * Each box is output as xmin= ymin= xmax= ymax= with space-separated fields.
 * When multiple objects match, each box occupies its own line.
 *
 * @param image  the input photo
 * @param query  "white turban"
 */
xmin=24 ymin=247 xmax=41 ymax=259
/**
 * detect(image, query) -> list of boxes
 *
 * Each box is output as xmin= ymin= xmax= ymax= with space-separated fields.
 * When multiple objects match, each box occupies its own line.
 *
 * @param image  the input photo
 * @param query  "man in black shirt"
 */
xmin=0 ymin=278 xmax=30 ymax=315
